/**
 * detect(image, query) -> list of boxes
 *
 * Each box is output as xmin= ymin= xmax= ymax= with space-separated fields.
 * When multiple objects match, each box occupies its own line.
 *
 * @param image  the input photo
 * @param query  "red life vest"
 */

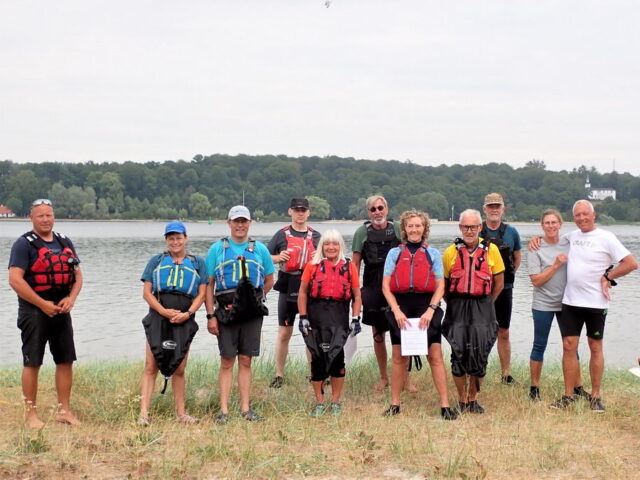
xmin=282 ymin=226 xmax=316 ymax=272
xmin=23 ymin=231 xmax=79 ymax=292
xmin=389 ymin=243 xmax=437 ymax=293
xmin=309 ymin=259 xmax=352 ymax=301
xmin=448 ymin=239 xmax=493 ymax=296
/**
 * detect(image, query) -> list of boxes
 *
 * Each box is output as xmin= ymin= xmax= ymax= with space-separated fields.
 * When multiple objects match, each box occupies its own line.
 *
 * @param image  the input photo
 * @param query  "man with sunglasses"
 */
xmin=267 ymin=198 xmax=321 ymax=388
xmin=352 ymin=195 xmax=417 ymax=392
xmin=481 ymin=193 xmax=522 ymax=385
xmin=8 ymin=199 xmax=83 ymax=428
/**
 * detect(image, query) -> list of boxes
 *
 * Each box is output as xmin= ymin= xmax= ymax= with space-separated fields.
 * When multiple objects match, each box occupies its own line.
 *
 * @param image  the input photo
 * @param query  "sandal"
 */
xmin=178 ymin=413 xmax=199 ymax=424
xmin=241 ymin=409 xmax=264 ymax=421
xmin=137 ymin=415 xmax=151 ymax=426
xmin=214 ymin=412 xmax=229 ymax=425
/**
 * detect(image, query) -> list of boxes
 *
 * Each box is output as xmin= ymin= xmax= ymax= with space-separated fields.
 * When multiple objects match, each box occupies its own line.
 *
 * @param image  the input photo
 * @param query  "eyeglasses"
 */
xmin=542 ymin=220 xmax=560 ymax=226
xmin=32 ymin=199 xmax=53 ymax=206
xmin=369 ymin=205 xmax=385 ymax=213
xmin=459 ymin=224 xmax=480 ymax=231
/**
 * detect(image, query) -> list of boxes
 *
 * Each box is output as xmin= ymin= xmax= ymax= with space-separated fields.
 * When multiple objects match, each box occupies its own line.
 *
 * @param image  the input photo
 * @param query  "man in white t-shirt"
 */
xmin=551 ymin=200 xmax=637 ymax=413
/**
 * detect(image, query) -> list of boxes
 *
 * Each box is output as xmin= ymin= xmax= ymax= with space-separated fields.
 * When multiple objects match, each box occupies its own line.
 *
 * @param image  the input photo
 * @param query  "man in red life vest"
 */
xmin=267 ymin=198 xmax=321 ymax=388
xmin=442 ymin=209 xmax=504 ymax=414
xmin=8 ymin=199 xmax=84 ymax=429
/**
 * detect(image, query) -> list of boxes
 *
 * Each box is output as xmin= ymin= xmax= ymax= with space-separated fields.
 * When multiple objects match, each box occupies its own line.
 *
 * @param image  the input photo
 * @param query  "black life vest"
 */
xmin=361 ymin=220 xmax=399 ymax=288
xmin=480 ymin=222 xmax=515 ymax=284
xmin=309 ymin=259 xmax=353 ymax=301
xmin=23 ymin=231 xmax=79 ymax=292
xmin=389 ymin=243 xmax=437 ymax=294
xmin=448 ymin=238 xmax=493 ymax=297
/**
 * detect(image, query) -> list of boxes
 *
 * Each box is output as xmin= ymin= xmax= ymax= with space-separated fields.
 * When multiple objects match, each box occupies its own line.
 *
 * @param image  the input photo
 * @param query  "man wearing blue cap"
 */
xmin=205 ymin=205 xmax=275 ymax=423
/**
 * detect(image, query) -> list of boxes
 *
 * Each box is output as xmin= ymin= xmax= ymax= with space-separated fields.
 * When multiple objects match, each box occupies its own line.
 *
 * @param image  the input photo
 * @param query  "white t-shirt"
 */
xmin=562 ymin=228 xmax=631 ymax=309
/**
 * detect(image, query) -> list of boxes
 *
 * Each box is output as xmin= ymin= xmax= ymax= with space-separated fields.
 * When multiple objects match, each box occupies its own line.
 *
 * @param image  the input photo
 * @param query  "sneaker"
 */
xmin=382 ymin=405 xmax=401 ymax=417
xmin=269 ymin=376 xmax=284 ymax=388
xmin=310 ymin=403 xmax=326 ymax=418
xmin=213 ymin=412 xmax=229 ymax=425
xmin=501 ymin=375 xmax=516 ymax=386
xmin=330 ymin=402 xmax=342 ymax=416
xmin=466 ymin=400 xmax=484 ymax=414
xmin=573 ymin=386 xmax=592 ymax=402
xmin=441 ymin=407 xmax=459 ymax=420
xmin=241 ymin=409 xmax=264 ymax=421
xmin=590 ymin=397 xmax=606 ymax=413
xmin=550 ymin=395 xmax=575 ymax=410
xmin=529 ymin=386 xmax=541 ymax=402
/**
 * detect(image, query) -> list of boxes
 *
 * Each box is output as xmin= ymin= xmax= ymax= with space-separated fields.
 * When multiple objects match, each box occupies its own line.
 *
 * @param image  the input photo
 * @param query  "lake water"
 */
xmin=1 ymin=220 xmax=638 ymax=368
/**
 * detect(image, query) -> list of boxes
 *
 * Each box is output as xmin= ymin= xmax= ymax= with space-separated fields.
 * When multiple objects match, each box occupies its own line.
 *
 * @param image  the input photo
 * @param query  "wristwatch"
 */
xmin=206 ymin=313 xmax=216 ymax=319
xmin=428 ymin=304 xmax=439 ymax=311
xmin=186 ymin=311 xmax=195 ymax=319
xmin=602 ymin=272 xmax=617 ymax=286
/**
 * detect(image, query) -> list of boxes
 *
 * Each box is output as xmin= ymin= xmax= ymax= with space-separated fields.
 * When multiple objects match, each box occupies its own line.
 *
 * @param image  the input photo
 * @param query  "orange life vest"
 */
xmin=309 ymin=259 xmax=352 ymax=301
xmin=282 ymin=226 xmax=316 ymax=272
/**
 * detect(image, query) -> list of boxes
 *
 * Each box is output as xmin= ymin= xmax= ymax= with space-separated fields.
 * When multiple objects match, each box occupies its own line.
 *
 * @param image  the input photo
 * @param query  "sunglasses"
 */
xmin=32 ymin=199 xmax=53 ymax=206
xmin=369 ymin=205 xmax=385 ymax=213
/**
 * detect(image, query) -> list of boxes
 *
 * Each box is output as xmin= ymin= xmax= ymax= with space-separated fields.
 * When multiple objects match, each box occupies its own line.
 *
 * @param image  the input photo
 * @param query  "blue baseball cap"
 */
xmin=165 ymin=221 xmax=187 ymax=236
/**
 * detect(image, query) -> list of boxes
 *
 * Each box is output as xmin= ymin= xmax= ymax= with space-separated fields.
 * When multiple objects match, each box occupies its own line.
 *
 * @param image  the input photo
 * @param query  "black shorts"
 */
xmin=277 ymin=293 xmax=300 ymax=327
xmin=559 ymin=304 xmax=607 ymax=340
xmin=17 ymin=299 xmax=77 ymax=367
xmin=386 ymin=293 xmax=443 ymax=347
xmin=494 ymin=287 xmax=513 ymax=329
xmin=362 ymin=309 xmax=390 ymax=333
xmin=217 ymin=316 xmax=263 ymax=358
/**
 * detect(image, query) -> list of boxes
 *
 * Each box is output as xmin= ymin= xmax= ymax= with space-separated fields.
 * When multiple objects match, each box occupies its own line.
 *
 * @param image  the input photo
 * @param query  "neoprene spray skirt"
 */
xmin=142 ymin=292 xmax=199 ymax=391
xmin=304 ymin=299 xmax=350 ymax=376
xmin=442 ymin=295 xmax=498 ymax=378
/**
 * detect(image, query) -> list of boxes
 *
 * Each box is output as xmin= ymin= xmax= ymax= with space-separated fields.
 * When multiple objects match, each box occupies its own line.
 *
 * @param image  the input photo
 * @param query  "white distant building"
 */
xmin=588 ymin=188 xmax=616 ymax=201
xmin=585 ymin=175 xmax=616 ymax=201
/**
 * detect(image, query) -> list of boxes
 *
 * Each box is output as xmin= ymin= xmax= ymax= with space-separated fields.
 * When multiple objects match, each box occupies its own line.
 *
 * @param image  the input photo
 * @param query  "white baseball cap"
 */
xmin=228 ymin=205 xmax=251 ymax=220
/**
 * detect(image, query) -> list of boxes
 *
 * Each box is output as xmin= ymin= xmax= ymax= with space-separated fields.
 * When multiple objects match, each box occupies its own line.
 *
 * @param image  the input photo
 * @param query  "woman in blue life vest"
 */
xmin=298 ymin=229 xmax=362 ymax=417
xmin=381 ymin=210 xmax=458 ymax=420
xmin=138 ymin=222 xmax=208 ymax=425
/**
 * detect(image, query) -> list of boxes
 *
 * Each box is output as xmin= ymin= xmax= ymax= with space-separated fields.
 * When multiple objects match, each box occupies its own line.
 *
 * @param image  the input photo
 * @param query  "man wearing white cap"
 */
xmin=205 ymin=205 xmax=275 ymax=423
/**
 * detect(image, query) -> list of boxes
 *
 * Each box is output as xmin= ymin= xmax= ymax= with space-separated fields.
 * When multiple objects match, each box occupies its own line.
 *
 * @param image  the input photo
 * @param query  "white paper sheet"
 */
xmin=400 ymin=318 xmax=429 ymax=356
xmin=344 ymin=332 xmax=358 ymax=365
xmin=629 ymin=367 xmax=640 ymax=378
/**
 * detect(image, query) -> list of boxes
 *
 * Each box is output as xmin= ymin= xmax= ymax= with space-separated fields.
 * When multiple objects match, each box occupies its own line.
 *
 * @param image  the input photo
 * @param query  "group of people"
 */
xmin=8 ymin=194 xmax=637 ymax=428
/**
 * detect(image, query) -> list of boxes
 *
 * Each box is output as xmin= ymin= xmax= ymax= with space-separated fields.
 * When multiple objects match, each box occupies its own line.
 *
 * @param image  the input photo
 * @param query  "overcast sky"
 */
xmin=1 ymin=1 xmax=639 ymax=174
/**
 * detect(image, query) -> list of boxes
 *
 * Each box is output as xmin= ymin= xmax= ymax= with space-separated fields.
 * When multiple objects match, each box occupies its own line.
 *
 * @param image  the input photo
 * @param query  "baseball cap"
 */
xmin=290 ymin=198 xmax=310 ymax=209
xmin=483 ymin=193 xmax=504 ymax=206
xmin=165 ymin=221 xmax=187 ymax=235
xmin=228 ymin=205 xmax=251 ymax=220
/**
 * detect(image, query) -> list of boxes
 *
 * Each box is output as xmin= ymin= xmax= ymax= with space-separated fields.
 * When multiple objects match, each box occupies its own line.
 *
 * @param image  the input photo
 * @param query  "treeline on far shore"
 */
xmin=2 ymin=155 xmax=639 ymax=223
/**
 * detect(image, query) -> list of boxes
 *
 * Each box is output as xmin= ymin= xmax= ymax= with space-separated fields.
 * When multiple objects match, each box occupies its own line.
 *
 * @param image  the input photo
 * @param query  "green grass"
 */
xmin=1 ymin=355 xmax=639 ymax=479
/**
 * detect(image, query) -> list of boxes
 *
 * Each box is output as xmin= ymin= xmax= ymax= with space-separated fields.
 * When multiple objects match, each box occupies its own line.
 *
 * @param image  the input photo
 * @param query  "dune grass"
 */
xmin=1 ymin=355 xmax=639 ymax=479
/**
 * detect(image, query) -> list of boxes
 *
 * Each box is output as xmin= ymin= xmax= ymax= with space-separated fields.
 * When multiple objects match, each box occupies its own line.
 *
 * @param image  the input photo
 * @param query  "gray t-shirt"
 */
xmin=527 ymin=238 xmax=568 ymax=311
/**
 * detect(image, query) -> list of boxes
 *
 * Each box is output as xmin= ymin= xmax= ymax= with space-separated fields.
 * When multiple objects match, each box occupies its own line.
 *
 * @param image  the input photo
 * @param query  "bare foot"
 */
xmin=55 ymin=410 xmax=82 ymax=426
xmin=404 ymin=380 xmax=419 ymax=393
xmin=373 ymin=378 xmax=389 ymax=392
xmin=26 ymin=414 xmax=45 ymax=430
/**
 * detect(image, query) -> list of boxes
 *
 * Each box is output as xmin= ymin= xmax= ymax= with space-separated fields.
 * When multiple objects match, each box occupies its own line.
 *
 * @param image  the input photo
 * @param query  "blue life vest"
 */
xmin=214 ymin=238 xmax=265 ymax=293
xmin=153 ymin=253 xmax=201 ymax=298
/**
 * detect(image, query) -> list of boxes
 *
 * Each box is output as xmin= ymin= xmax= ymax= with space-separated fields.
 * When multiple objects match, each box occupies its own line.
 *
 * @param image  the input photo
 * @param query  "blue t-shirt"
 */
xmin=140 ymin=252 xmax=208 ymax=292
xmin=383 ymin=244 xmax=444 ymax=279
xmin=482 ymin=223 xmax=521 ymax=289
xmin=206 ymin=238 xmax=275 ymax=279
